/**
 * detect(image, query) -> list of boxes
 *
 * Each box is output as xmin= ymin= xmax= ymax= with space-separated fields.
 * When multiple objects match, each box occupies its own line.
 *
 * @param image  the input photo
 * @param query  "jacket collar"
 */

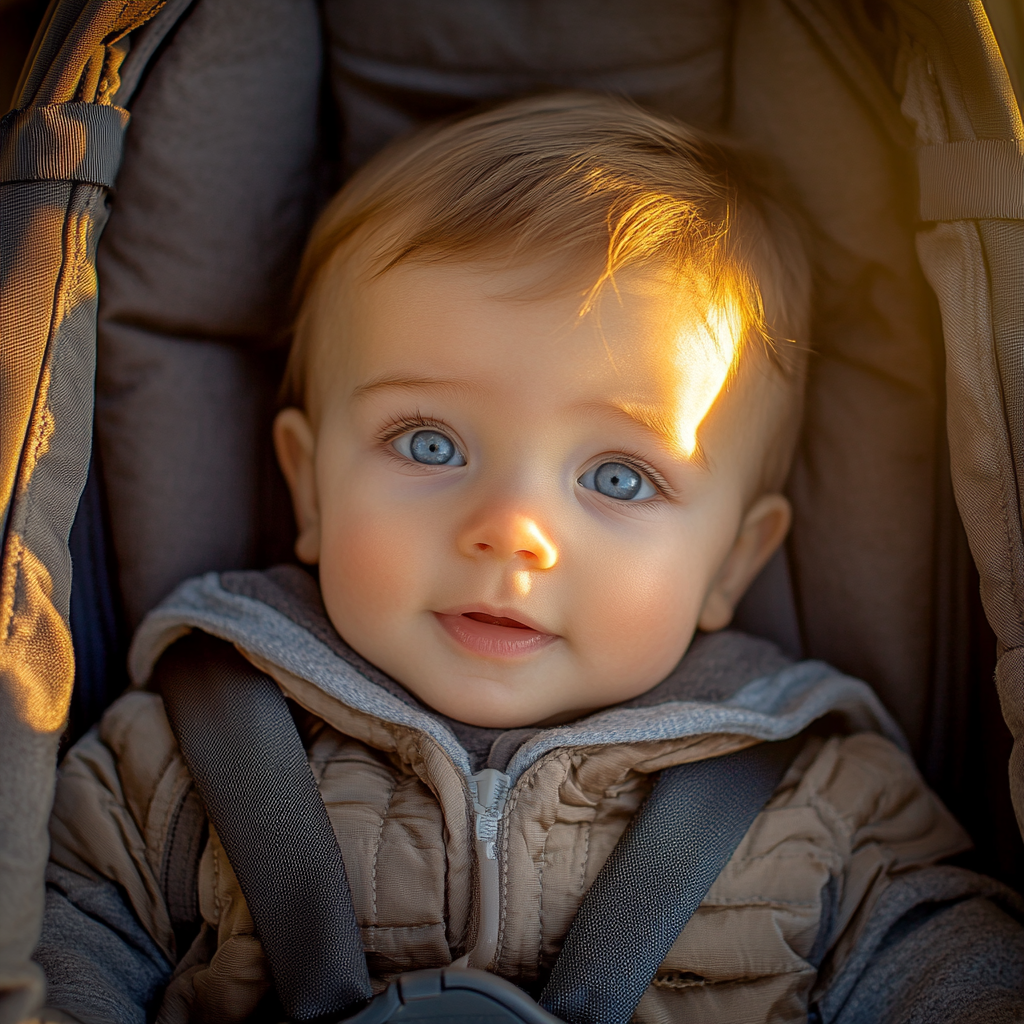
xmin=131 ymin=565 xmax=905 ymax=783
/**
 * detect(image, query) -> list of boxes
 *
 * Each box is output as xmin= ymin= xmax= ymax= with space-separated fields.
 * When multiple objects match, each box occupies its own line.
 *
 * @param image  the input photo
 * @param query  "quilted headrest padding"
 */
xmin=324 ymin=0 xmax=732 ymax=170
xmin=96 ymin=0 xmax=322 ymax=624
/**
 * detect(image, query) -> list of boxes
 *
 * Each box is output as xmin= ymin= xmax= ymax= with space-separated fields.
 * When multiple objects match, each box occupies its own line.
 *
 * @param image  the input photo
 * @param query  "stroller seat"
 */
xmin=2 ymin=0 xmax=1024 ymax=1019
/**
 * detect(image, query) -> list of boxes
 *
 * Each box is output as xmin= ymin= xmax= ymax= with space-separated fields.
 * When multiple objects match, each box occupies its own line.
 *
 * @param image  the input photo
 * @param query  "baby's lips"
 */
xmin=433 ymin=610 xmax=559 ymax=659
xmin=436 ymin=604 xmax=554 ymax=636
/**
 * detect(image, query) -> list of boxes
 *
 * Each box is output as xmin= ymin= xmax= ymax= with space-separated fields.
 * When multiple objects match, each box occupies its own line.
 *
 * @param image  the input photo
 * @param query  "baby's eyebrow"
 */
xmin=351 ymin=374 xmax=478 ymax=399
xmin=584 ymin=400 xmax=710 ymax=469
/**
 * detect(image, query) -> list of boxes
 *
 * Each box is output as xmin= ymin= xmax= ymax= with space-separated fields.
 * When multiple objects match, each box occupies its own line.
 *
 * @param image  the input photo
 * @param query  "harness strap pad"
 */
xmin=540 ymin=737 xmax=801 ymax=1024
xmin=156 ymin=632 xmax=373 ymax=1023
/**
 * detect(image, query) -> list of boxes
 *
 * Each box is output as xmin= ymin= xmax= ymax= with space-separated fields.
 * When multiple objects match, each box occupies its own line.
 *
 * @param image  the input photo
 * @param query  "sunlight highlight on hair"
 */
xmin=671 ymin=294 xmax=741 ymax=457
xmin=284 ymin=91 xmax=811 ymax=444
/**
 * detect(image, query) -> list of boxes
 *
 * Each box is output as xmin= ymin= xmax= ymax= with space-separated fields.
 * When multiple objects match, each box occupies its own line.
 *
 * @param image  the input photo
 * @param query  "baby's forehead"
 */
xmin=315 ymin=259 xmax=780 ymax=463
xmin=330 ymin=258 xmax=704 ymax=376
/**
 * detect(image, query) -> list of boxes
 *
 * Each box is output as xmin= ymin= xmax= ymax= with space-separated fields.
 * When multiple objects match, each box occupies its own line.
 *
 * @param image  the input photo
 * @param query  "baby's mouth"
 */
xmin=462 ymin=611 xmax=533 ymax=629
xmin=434 ymin=610 xmax=557 ymax=659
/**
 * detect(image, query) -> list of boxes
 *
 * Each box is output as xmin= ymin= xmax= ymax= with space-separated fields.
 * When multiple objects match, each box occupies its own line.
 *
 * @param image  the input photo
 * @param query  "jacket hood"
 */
xmin=130 ymin=566 xmax=905 ymax=783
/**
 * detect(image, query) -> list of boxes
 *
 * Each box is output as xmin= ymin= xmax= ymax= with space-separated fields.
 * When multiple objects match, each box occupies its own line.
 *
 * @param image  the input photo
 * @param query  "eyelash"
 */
xmin=375 ymin=415 xmax=674 ymax=499
xmin=376 ymin=412 xmax=455 ymax=445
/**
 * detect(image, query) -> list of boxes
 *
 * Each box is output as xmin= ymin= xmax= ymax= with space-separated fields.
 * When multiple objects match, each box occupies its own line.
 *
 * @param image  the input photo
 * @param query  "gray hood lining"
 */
xmin=130 ymin=569 xmax=906 ymax=783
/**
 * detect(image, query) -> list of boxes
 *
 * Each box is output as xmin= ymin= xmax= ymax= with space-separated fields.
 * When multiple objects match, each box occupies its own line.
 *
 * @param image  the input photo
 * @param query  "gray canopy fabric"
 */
xmin=0 ymin=4 xmax=164 ymax=1020
xmin=0 ymin=0 xmax=1022 ymax=1021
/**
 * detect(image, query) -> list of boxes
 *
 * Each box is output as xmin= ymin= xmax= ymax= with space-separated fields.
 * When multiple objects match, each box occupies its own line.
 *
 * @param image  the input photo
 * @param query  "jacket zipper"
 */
xmin=454 ymin=767 xmax=510 ymax=970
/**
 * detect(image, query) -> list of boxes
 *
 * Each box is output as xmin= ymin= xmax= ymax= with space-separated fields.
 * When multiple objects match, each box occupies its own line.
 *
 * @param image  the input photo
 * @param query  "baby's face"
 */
xmin=276 ymin=262 xmax=791 ymax=728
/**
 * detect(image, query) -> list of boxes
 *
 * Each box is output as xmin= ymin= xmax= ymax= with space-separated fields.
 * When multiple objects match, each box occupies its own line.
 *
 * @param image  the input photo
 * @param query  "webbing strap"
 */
xmin=155 ymin=633 xmax=373 ymax=1023
xmin=918 ymin=139 xmax=1024 ymax=221
xmin=0 ymin=102 xmax=129 ymax=188
xmin=540 ymin=737 xmax=801 ymax=1024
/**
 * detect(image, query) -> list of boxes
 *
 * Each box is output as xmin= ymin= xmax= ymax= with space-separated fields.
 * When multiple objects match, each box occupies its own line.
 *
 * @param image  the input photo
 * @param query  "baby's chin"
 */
xmin=401 ymin=673 xmax=600 ymax=730
xmin=401 ymin=665 xmax=667 ymax=730
xmin=340 ymin=618 xmax=687 ymax=728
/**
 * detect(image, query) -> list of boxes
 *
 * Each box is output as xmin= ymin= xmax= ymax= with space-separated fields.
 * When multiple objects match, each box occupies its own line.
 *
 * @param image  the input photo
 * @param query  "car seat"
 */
xmin=1 ymin=0 xmax=1023 ymax=1019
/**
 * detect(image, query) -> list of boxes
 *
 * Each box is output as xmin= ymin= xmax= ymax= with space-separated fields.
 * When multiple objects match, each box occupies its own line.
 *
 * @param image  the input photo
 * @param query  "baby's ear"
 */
xmin=698 ymin=494 xmax=791 ymax=632
xmin=273 ymin=408 xmax=321 ymax=564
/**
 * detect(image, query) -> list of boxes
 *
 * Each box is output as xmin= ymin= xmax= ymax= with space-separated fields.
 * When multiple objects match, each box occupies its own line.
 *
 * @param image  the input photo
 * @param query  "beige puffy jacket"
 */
xmin=45 ymin=568 xmax=969 ymax=1024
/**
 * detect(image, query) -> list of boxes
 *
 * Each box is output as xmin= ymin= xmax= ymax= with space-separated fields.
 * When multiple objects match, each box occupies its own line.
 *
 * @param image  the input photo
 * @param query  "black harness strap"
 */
xmin=156 ymin=632 xmax=373 ymax=1023
xmin=539 ymin=737 xmax=802 ymax=1024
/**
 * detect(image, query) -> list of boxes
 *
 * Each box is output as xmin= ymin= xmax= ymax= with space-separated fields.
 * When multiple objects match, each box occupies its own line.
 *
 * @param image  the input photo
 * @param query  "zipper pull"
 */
xmin=468 ymin=767 xmax=510 ymax=860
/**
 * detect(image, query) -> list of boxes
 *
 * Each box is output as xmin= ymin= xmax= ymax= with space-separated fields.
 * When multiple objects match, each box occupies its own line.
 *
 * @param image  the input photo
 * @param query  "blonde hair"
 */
xmin=283 ymin=92 xmax=810 ymax=480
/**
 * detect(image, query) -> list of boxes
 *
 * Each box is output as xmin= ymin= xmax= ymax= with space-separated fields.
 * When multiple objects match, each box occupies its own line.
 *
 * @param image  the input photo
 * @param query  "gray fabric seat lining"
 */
xmin=326 ymin=0 xmax=731 ymax=171
xmin=332 ymin=49 xmax=725 ymax=99
xmin=95 ymin=0 xmax=323 ymax=625
xmin=730 ymin=0 xmax=947 ymax=751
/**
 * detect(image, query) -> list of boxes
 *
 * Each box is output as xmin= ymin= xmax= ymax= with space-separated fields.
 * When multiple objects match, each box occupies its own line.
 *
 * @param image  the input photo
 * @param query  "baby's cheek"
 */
xmin=317 ymin=501 xmax=426 ymax=635
xmin=578 ymin=544 xmax=704 ymax=691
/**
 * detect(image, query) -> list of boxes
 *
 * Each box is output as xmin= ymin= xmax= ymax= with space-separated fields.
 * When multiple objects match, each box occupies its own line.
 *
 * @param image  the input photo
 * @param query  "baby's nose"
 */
xmin=459 ymin=514 xmax=558 ymax=569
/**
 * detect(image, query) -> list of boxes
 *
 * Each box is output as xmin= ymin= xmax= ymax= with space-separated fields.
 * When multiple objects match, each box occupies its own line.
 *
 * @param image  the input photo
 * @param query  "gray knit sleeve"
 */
xmin=33 ymin=864 xmax=173 ymax=1024
xmin=817 ymin=866 xmax=1024 ymax=1024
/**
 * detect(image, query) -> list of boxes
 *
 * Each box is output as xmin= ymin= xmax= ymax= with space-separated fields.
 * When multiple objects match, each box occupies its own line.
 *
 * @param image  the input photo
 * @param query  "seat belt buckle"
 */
xmin=338 ymin=967 xmax=563 ymax=1023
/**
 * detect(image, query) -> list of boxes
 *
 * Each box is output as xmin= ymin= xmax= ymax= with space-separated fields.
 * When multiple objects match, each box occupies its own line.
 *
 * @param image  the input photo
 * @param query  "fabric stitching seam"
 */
xmin=371 ymin=775 xmax=398 ymax=925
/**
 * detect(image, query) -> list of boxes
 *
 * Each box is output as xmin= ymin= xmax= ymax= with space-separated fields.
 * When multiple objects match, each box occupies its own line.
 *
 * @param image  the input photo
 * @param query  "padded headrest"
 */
xmin=97 ymin=0 xmax=735 ymax=626
xmin=96 ymin=0 xmax=943 ymax=747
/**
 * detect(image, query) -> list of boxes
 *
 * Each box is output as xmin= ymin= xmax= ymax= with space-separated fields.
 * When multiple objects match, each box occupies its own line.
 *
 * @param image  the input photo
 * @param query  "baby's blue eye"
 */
xmin=394 ymin=428 xmax=466 ymax=466
xmin=578 ymin=461 xmax=657 ymax=501
xmin=411 ymin=430 xmax=454 ymax=464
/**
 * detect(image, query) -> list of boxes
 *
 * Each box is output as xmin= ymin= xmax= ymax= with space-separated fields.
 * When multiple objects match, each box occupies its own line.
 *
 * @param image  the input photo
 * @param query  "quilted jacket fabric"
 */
xmin=36 ymin=567 xmax=997 ymax=1024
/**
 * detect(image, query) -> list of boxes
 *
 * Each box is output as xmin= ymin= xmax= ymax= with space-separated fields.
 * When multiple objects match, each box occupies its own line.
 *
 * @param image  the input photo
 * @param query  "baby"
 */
xmin=273 ymin=91 xmax=804 ymax=732
xmin=36 ymin=94 xmax=1024 ymax=1024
